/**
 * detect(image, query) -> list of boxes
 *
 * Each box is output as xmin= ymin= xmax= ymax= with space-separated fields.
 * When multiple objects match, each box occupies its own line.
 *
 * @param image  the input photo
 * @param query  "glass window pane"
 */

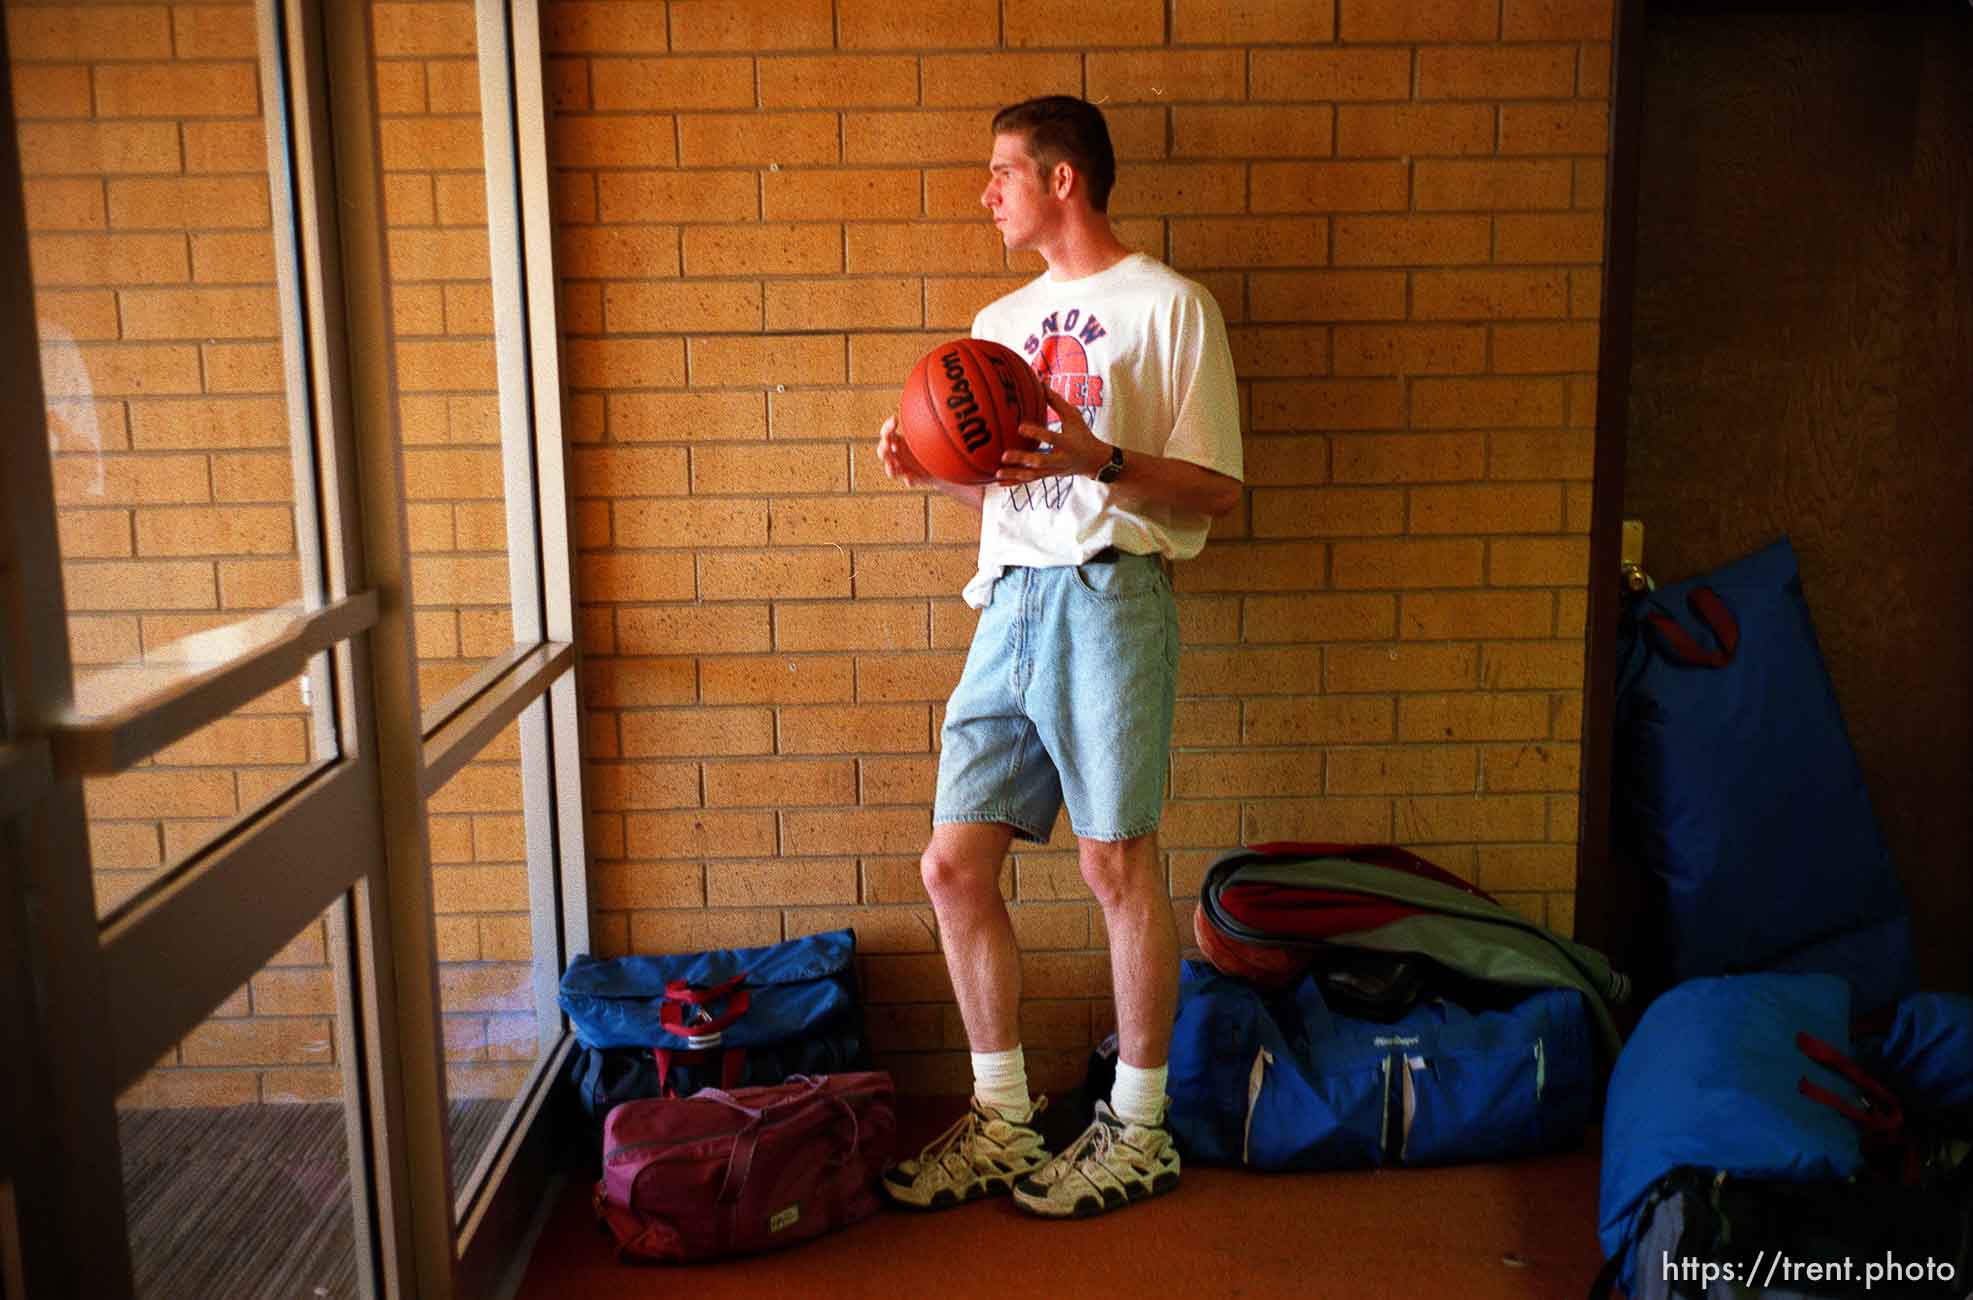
xmin=427 ymin=717 xmax=542 ymax=1209
xmin=370 ymin=1 xmax=522 ymax=720
xmin=115 ymin=903 xmax=364 ymax=1298
xmin=4 ymin=2 xmax=347 ymax=915
xmin=85 ymin=654 xmax=336 ymax=918
xmin=12 ymin=2 xmax=313 ymax=665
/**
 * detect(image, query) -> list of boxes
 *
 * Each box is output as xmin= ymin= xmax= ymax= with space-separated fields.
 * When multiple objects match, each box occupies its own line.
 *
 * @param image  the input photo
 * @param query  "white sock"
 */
xmin=1110 ymin=1061 xmax=1168 ymax=1128
xmin=970 ymin=1046 xmax=1033 ymax=1122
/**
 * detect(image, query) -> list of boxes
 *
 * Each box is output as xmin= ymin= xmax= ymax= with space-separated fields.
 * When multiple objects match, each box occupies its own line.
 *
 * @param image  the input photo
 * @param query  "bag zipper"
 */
xmin=603 ymin=1085 xmax=883 ymax=1163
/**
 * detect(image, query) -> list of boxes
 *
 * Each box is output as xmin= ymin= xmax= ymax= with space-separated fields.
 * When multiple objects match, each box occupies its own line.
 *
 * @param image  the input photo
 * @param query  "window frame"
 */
xmin=0 ymin=2 xmax=587 ymax=1295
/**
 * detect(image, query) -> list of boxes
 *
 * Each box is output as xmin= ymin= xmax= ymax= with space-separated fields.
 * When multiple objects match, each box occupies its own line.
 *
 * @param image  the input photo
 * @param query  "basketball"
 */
xmin=896 ymin=338 xmax=1048 ymax=485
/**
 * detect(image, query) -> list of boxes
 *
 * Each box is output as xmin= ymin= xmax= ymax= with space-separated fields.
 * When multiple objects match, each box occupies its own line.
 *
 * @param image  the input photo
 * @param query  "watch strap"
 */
xmin=1096 ymin=444 xmax=1125 ymax=483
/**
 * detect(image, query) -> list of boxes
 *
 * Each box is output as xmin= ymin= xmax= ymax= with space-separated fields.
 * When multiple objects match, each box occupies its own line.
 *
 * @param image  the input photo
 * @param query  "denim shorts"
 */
xmin=934 ymin=551 xmax=1179 ymax=843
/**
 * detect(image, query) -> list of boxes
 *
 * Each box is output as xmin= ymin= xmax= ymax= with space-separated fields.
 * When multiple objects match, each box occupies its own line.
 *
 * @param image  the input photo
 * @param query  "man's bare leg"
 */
xmin=1078 ymin=830 xmax=1178 ymax=1071
xmin=1005 ymin=829 xmax=1182 ymax=1218
xmin=882 ymin=821 xmax=1053 ymax=1210
xmin=920 ymin=820 xmax=1021 ymax=1053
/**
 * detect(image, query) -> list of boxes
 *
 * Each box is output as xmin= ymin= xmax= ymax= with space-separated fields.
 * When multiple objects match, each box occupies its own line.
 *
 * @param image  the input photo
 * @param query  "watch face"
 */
xmin=1098 ymin=446 xmax=1123 ymax=482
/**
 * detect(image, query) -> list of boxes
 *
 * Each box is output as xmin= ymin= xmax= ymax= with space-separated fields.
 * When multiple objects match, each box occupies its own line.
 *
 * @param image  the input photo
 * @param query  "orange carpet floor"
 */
xmin=513 ymin=1099 xmax=1610 ymax=1300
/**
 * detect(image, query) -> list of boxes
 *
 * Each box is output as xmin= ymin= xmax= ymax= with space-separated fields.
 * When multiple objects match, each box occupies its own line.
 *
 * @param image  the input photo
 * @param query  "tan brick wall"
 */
xmin=545 ymin=0 xmax=1613 ymax=1093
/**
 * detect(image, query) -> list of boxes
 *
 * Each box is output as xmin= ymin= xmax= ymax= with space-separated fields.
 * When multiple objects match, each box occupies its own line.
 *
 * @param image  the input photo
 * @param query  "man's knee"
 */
xmin=920 ymin=828 xmax=1010 ymax=907
xmin=1077 ymin=833 xmax=1160 ymax=910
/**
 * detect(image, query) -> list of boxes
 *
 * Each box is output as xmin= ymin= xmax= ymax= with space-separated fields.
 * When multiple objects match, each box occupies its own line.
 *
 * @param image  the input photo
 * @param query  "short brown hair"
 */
xmin=991 ymin=96 xmax=1117 ymax=212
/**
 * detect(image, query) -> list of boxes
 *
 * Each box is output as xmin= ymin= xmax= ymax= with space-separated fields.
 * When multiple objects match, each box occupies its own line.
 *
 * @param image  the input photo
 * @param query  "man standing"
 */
xmin=875 ymin=96 xmax=1243 ymax=1218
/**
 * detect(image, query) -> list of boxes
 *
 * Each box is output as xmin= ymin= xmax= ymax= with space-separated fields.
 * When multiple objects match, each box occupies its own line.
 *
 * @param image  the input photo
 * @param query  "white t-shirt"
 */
xmin=963 ymin=252 xmax=1243 ymax=608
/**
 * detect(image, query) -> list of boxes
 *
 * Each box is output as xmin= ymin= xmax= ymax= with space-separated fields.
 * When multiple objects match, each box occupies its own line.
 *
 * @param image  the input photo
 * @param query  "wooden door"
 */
xmin=1617 ymin=10 xmax=1972 ymax=990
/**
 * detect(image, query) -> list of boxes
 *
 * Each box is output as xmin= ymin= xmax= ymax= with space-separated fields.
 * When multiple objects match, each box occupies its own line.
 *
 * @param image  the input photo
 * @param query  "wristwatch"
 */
xmin=1094 ymin=443 xmax=1125 ymax=484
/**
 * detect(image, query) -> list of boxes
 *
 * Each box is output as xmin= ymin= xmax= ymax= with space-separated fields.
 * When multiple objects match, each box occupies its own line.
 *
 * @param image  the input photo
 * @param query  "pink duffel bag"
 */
xmin=594 ymin=1071 xmax=897 ymax=1263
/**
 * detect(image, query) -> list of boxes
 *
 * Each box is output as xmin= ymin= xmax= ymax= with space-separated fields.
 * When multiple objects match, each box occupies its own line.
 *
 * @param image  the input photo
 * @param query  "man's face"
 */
xmin=982 ymin=131 xmax=1054 ymax=251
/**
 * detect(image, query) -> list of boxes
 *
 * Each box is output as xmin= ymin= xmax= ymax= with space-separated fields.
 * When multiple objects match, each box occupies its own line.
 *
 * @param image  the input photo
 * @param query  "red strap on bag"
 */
xmin=651 ymin=1044 xmax=748 ymax=1097
xmin=652 ymin=973 xmax=752 ymax=1096
xmin=659 ymin=974 xmax=751 ymax=1035
xmin=1644 ymin=586 xmax=1740 ymax=668
xmin=1795 ymin=1031 xmax=1921 ymax=1184
xmin=658 ymin=992 xmax=752 ymax=1037
xmin=665 ymin=972 xmax=747 ymax=1007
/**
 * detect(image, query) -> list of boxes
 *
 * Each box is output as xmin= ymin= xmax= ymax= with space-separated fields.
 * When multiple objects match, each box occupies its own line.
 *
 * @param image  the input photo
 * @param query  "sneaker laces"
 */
xmin=914 ymin=1108 xmax=982 ymax=1168
xmin=1050 ymin=1114 xmax=1119 ymax=1180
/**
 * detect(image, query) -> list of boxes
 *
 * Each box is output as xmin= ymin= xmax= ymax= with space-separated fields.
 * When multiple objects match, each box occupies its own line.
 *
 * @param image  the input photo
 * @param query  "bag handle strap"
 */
xmin=1643 ymin=586 xmax=1739 ymax=668
xmin=693 ymin=1086 xmax=774 ymax=1206
xmin=664 ymin=972 xmax=748 ymax=1005
xmin=650 ymin=1043 xmax=748 ymax=1097
xmin=658 ymin=986 xmax=752 ymax=1039
xmin=695 ymin=1074 xmax=831 ymax=1121
xmin=791 ymin=1075 xmax=863 ymax=1167
xmin=653 ymin=973 xmax=752 ymax=1095
xmin=1794 ymin=1032 xmax=1904 ymax=1136
xmin=1796 ymin=1031 xmax=1927 ymax=1185
xmin=695 ymin=1078 xmax=863 ymax=1198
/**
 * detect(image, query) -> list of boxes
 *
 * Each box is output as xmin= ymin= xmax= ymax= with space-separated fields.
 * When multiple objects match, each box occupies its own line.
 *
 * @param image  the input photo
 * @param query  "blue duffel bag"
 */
xmin=558 ymin=928 xmax=869 ymax=1124
xmin=1167 ymin=960 xmax=1595 ymax=1171
xmin=1598 ymin=974 xmax=1870 ymax=1296
xmin=1613 ymin=536 xmax=1916 ymax=1013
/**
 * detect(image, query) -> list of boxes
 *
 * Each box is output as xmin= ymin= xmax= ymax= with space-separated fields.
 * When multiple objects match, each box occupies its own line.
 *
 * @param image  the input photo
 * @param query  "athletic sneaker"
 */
xmin=881 ymin=1096 xmax=1051 ymax=1210
xmin=1012 ymin=1099 xmax=1180 ymax=1219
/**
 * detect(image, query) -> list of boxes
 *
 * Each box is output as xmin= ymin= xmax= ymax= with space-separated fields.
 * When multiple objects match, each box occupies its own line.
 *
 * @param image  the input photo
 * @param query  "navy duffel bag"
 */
xmin=559 ymin=928 xmax=870 ymax=1125
xmin=1166 ymin=960 xmax=1595 ymax=1171
xmin=1613 ymin=536 xmax=1915 ymax=1013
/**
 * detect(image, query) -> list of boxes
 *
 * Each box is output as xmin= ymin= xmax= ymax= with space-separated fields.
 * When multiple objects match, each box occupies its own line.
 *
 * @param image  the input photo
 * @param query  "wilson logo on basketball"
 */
xmin=895 ymin=337 xmax=1046 ymax=486
xmin=939 ymin=350 xmax=991 ymax=454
